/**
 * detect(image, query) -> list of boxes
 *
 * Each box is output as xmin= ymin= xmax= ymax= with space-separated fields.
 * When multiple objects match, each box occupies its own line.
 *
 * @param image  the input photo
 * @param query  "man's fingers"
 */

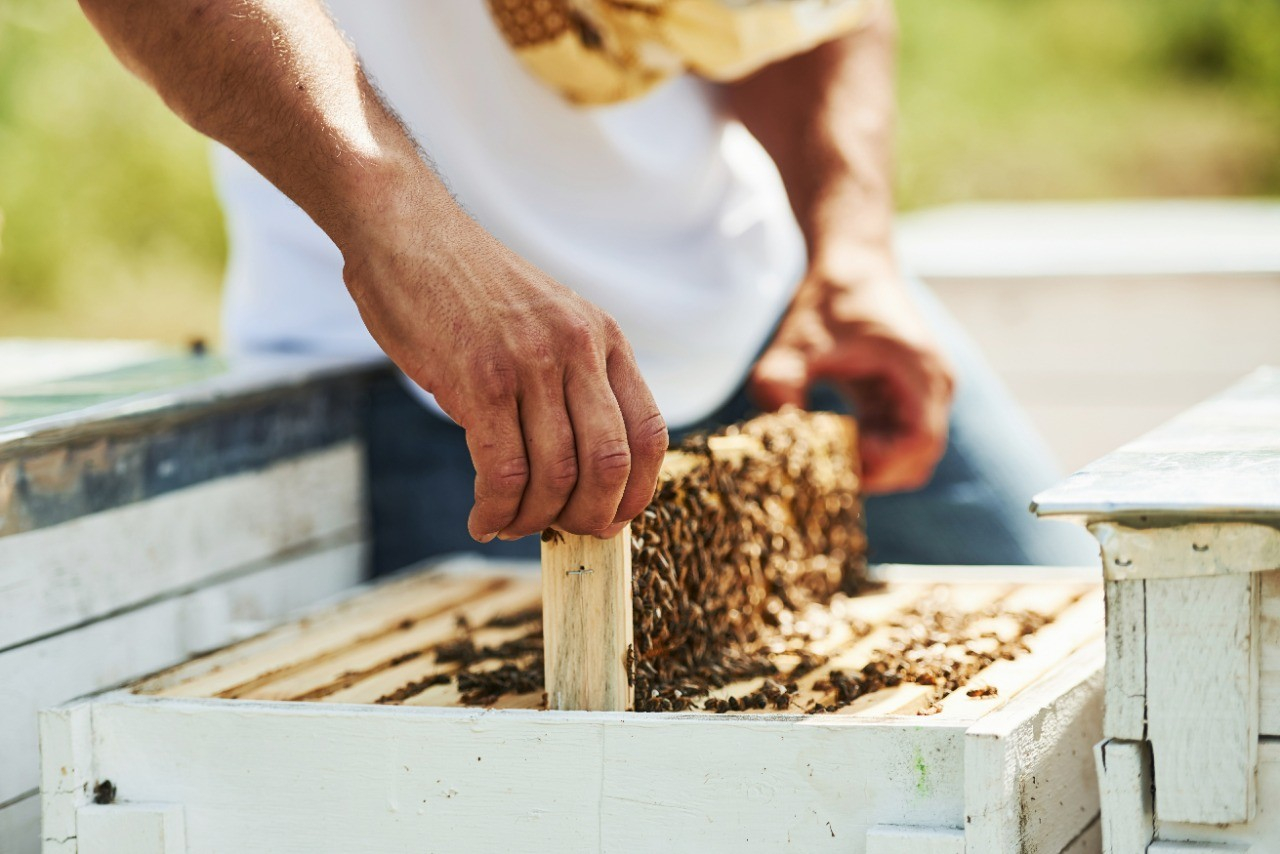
xmin=498 ymin=385 xmax=577 ymax=540
xmin=605 ymin=348 xmax=668 ymax=535
xmin=555 ymin=364 xmax=632 ymax=536
xmin=465 ymin=400 xmax=530 ymax=542
xmin=859 ymin=429 xmax=937 ymax=493
xmin=749 ymin=344 xmax=810 ymax=411
xmin=833 ymin=357 xmax=950 ymax=494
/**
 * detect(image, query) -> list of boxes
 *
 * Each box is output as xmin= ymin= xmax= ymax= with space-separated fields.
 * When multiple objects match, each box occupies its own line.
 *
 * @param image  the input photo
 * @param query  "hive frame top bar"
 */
xmin=1032 ymin=366 xmax=1280 ymax=524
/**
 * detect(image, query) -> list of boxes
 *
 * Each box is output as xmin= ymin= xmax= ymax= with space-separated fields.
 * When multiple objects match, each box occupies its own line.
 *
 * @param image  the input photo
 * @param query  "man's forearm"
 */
xmin=724 ymin=0 xmax=898 ymax=274
xmin=79 ymin=0 xmax=448 ymax=253
xmin=80 ymin=0 xmax=670 ymax=540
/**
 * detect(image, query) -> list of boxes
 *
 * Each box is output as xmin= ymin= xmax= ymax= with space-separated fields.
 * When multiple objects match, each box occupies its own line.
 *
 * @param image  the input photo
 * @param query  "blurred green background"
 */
xmin=1 ymin=0 xmax=1278 ymax=344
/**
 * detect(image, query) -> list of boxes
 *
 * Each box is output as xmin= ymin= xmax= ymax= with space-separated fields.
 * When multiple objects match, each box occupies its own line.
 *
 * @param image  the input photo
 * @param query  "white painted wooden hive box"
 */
xmin=0 ymin=344 xmax=388 ymax=854
xmin=1035 ymin=366 xmax=1280 ymax=853
xmin=42 ymin=558 xmax=1106 ymax=854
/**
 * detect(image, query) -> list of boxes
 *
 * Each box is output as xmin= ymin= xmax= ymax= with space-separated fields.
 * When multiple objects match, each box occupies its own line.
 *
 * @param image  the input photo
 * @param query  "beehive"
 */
xmin=44 ymin=560 xmax=1105 ymax=854
xmin=1035 ymin=367 xmax=1280 ymax=854
xmin=0 ymin=345 xmax=385 ymax=854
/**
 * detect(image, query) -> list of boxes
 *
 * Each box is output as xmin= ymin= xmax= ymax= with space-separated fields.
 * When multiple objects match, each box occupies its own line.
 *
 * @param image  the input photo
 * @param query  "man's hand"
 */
xmin=78 ymin=0 xmax=668 ymax=540
xmin=344 ymin=190 xmax=668 ymax=541
xmin=750 ymin=262 xmax=953 ymax=493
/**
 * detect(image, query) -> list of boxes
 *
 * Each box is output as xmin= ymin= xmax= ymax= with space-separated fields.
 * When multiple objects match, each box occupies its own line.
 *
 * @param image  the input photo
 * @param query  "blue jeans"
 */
xmin=364 ymin=279 xmax=1097 ymax=574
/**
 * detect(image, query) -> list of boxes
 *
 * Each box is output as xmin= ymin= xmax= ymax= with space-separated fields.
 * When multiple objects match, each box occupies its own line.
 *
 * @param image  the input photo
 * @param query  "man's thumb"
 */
xmin=749 ymin=346 xmax=809 ymax=411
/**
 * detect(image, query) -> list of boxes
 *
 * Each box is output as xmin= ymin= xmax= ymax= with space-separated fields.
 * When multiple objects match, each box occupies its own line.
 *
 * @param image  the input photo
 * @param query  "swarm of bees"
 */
xmin=628 ymin=409 xmax=867 ymax=711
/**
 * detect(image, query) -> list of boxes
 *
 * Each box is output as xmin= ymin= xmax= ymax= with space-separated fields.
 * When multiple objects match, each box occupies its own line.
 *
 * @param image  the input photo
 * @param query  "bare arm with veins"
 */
xmin=79 ymin=0 xmax=668 ymax=540
xmin=725 ymin=1 xmax=955 ymax=494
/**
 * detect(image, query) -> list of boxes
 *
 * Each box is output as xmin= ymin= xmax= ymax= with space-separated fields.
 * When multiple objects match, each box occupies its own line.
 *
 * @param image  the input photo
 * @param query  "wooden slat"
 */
xmin=296 ymin=581 xmax=541 ymax=704
xmin=1104 ymin=578 xmax=1148 ymax=740
xmin=541 ymin=527 xmax=633 ymax=712
xmin=0 ymin=540 xmax=364 ymax=807
xmin=1146 ymin=573 xmax=1260 ymax=825
xmin=1261 ymin=569 xmax=1280 ymax=737
xmin=152 ymin=571 xmax=502 ymax=699
xmin=1095 ymin=739 xmax=1154 ymax=854
xmin=142 ymin=568 xmax=1102 ymax=726
xmin=38 ymin=700 xmax=93 ymax=854
xmin=0 ymin=442 xmax=364 ymax=651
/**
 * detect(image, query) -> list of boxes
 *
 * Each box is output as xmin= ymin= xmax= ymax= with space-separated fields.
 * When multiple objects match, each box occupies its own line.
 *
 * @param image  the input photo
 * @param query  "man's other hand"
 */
xmin=749 ymin=263 xmax=954 ymax=494
xmin=344 ymin=194 xmax=668 ymax=542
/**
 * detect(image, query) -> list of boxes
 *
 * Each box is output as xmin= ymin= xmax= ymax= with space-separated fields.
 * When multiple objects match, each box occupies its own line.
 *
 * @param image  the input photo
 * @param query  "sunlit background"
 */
xmin=2 ymin=0 xmax=1279 ymax=465
xmin=3 ymin=0 xmax=1279 ymax=338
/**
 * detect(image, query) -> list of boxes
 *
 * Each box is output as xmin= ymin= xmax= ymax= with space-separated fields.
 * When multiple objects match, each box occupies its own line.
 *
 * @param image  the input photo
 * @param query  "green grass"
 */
xmin=1 ymin=0 xmax=1277 ymax=342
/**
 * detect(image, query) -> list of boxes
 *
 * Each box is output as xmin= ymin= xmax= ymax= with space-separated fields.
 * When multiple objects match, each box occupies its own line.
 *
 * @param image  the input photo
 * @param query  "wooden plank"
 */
xmin=865 ymin=824 xmax=964 ymax=853
xmin=0 ymin=441 xmax=364 ymax=651
xmin=78 ymin=694 xmax=968 ymax=852
xmin=0 ymin=793 xmax=40 ymax=854
xmin=541 ymin=527 xmax=633 ymax=712
xmin=78 ymin=803 xmax=185 ymax=854
xmin=39 ymin=700 xmax=94 ymax=854
xmin=1095 ymin=739 xmax=1153 ymax=854
xmin=1155 ymin=737 xmax=1280 ymax=850
xmin=1104 ymin=579 xmax=1148 ymax=740
xmin=1 ymin=539 xmax=365 ymax=807
xmin=964 ymin=642 xmax=1105 ymax=853
xmin=1261 ymin=570 xmax=1280 ymax=737
xmin=1091 ymin=522 xmax=1280 ymax=582
xmin=1146 ymin=574 xmax=1260 ymax=824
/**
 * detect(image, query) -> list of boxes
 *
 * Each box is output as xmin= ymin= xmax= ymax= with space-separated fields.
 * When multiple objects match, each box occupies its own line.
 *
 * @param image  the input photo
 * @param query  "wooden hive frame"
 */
xmin=542 ymin=409 xmax=866 ymax=712
xmin=60 ymin=559 xmax=1106 ymax=853
xmin=39 ymin=409 xmax=1111 ymax=853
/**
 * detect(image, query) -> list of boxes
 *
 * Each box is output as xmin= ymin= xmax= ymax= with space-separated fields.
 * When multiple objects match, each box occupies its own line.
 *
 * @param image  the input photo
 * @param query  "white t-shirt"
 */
xmin=216 ymin=1 xmax=805 ymax=428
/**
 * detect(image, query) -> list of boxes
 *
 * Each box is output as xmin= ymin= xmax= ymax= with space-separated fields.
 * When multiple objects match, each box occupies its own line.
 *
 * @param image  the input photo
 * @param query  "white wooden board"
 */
xmin=1261 ymin=570 xmax=1280 ymax=737
xmin=1104 ymin=579 xmax=1147 ymax=740
xmin=77 ymin=697 xmax=966 ymax=853
xmin=0 ymin=442 xmax=364 ymax=651
xmin=1145 ymin=574 xmax=1259 ymax=825
xmin=964 ymin=642 xmax=1104 ymax=853
xmin=0 ymin=539 xmax=365 ymax=808
xmin=1153 ymin=739 xmax=1280 ymax=850
xmin=1095 ymin=739 xmax=1153 ymax=854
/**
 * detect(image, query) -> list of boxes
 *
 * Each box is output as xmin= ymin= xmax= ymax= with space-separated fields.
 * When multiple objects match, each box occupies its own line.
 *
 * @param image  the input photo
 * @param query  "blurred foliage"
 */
xmin=894 ymin=0 xmax=1280 ymax=207
xmin=1 ymin=0 xmax=1278 ymax=341
xmin=0 ymin=0 xmax=223 ymax=342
